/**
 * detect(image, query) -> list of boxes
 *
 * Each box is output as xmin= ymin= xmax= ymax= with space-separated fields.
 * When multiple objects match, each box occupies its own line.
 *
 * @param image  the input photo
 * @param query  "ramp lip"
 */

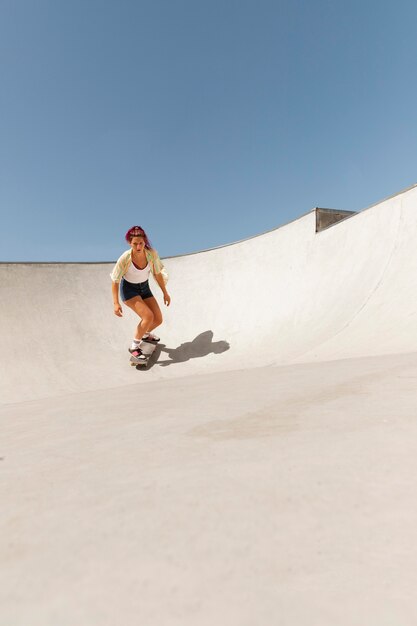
xmin=314 ymin=182 xmax=417 ymax=235
xmin=1 ymin=183 xmax=416 ymax=264
xmin=166 ymin=182 xmax=417 ymax=258
xmin=0 ymin=210 xmax=318 ymax=264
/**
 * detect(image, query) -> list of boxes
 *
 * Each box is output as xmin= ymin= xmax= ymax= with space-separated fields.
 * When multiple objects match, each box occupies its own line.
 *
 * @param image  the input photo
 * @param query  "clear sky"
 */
xmin=1 ymin=0 xmax=416 ymax=262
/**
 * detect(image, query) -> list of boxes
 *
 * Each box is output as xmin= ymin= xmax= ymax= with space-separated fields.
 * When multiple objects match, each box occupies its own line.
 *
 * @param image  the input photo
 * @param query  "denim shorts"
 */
xmin=120 ymin=278 xmax=153 ymax=302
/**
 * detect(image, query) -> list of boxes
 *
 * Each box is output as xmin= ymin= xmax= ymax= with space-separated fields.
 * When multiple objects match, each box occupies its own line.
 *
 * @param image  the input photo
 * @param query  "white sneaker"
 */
xmin=129 ymin=347 xmax=147 ymax=364
xmin=142 ymin=333 xmax=160 ymax=343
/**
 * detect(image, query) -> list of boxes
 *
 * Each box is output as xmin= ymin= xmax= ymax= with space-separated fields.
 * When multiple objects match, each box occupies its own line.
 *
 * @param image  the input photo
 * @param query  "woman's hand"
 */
xmin=114 ymin=303 xmax=123 ymax=317
xmin=163 ymin=292 xmax=171 ymax=306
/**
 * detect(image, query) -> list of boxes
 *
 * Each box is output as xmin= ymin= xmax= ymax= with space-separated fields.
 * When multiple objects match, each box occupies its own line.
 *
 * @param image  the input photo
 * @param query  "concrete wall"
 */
xmin=315 ymin=208 xmax=356 ymax=232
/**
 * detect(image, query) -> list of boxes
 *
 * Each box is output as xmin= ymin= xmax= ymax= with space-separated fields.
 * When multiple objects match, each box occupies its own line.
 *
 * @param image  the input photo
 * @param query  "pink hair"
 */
xmin=125 ymin=225 xmax=152 ymax=249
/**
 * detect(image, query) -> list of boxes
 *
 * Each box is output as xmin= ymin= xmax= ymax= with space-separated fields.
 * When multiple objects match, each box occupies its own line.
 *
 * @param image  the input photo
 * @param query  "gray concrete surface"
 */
xmin=2 ymin=185 xmax=417 ymax=625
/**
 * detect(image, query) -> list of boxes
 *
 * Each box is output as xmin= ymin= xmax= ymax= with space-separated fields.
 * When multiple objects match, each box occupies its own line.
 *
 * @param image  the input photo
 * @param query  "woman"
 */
xmin=110 ymin=226 xmax=170 ymax=363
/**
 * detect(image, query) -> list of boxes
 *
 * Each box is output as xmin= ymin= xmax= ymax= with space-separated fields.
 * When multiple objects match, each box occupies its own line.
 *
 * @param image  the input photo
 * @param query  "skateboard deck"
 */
xmin=129 ymin=339 xmax=157 ymax=368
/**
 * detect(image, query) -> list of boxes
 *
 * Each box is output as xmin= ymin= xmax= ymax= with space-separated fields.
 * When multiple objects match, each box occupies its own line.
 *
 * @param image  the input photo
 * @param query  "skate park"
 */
xmin=2 ymin=184 xmax=417 ymax=624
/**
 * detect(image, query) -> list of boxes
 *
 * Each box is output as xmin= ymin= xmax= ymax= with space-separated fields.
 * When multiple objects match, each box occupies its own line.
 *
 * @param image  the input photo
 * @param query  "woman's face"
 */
xmin=130 ymin=236 xmax=145 ymax=253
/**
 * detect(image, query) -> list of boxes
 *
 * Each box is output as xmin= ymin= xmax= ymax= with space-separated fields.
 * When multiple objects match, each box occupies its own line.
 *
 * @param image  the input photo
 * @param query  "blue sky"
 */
xmin=1 ymin=0 xmax=416 ymax=261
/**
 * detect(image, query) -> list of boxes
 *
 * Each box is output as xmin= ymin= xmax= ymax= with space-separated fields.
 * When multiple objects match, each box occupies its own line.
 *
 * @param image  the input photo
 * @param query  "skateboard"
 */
xmin=129 ymin=339 xmax=157 ymax=368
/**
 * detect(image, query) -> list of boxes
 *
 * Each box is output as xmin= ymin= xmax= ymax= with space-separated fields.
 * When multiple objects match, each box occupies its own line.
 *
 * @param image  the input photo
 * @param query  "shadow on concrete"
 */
xmin=151 ymin=330 xmax=230 ymax=368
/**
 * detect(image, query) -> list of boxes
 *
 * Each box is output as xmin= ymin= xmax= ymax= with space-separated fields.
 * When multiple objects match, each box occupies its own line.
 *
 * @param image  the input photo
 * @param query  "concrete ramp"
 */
xmin=3 ymin=186 xmax=417 ymax=626
xmin=2 ymin=184 xmax=417 ymax=404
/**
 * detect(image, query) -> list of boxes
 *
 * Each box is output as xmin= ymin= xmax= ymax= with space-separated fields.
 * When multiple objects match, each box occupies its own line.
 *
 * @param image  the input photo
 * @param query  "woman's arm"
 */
xmin=110 ymin=250 xmax=131 ymax=317
xmin=154 ymin=272 xmax=171 ymax=306
xmin=149 ymin=249 xmax=171 ymax=306
xmin=112 ymin=282 xmax=123 ymax=316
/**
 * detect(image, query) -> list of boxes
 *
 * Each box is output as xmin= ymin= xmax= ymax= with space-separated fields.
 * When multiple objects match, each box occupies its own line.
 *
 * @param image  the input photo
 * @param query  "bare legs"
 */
xmin=124 ymin=296 xmax=163 ymax=341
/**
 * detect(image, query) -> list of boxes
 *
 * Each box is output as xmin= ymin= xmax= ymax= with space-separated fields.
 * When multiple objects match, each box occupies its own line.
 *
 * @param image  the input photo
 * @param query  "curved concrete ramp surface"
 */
xmin=2 ymin=186 xmax=417 ymax=626
xmin=1 ymin=185 xmax=417 ymax=404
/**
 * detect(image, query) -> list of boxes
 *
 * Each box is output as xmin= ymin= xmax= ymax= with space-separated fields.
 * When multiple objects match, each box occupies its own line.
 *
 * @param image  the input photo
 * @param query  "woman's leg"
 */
xmin=143 ymin=297 xmax=163 ymax=333
xmin=124 ymin=296 xmax=155 ymax=341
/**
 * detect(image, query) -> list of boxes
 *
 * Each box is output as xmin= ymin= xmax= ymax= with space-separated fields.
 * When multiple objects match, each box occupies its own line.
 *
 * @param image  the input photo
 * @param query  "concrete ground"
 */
xmin=2 ymin=353 xmax=417 ymax=625
xmin=2 ymin=185 xmax=417 ymax=624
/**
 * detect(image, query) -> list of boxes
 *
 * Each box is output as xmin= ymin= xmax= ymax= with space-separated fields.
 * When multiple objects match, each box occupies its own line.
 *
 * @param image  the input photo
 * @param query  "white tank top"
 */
xmin=124 ymin=260 xmax=151 ymax=283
